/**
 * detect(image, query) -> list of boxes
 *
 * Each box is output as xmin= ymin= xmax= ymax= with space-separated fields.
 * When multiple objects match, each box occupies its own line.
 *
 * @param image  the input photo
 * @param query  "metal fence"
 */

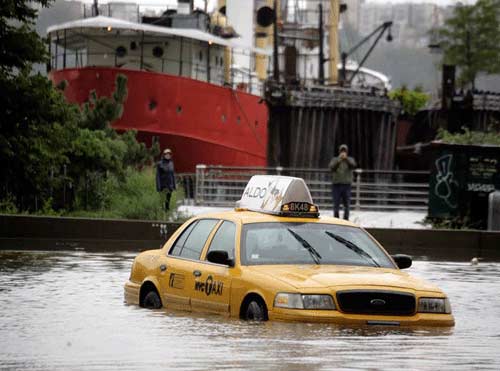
xmin=194 ymin=165 xmax=430 ymax=211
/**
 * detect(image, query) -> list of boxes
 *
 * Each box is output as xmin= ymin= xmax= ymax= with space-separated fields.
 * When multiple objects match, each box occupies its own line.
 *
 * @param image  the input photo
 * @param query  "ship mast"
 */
xmin=328 ymin=0 xmax=340 ymax=84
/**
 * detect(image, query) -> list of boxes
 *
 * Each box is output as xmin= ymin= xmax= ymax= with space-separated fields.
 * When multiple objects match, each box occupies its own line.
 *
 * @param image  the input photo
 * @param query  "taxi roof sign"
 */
xmin=236 ymin=175 xmax=320 ymax=217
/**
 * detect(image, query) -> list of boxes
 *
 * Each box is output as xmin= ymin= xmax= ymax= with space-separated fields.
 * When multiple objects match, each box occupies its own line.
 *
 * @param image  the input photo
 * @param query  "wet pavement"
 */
xmin=0 ymin=250 xmax=499 ymax=370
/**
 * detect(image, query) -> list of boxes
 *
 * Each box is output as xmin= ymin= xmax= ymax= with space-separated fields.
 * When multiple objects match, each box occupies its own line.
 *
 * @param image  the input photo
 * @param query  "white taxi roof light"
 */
xmin=236 ymin=175 xmax=320 ymax=217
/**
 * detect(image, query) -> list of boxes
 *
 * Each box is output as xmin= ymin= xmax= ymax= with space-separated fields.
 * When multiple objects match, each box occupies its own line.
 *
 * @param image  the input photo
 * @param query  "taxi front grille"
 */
xmin=336 ymin=290 xmax=416 ymax=316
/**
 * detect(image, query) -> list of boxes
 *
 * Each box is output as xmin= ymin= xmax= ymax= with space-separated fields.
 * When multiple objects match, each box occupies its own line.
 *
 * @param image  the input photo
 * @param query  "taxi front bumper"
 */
xmin=269 ymin=308 xmax=455 ymax=327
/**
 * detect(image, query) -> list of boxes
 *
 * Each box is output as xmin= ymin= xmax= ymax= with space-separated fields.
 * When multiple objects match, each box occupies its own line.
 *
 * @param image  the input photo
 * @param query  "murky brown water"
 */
xmin=0 ymin=250 xmax=499 ymax=370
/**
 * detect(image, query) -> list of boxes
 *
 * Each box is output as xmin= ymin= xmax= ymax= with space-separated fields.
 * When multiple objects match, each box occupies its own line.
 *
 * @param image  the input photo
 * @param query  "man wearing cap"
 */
xmin=329 ymin=144 xmax=357 ymax=220
xmin=156 ymin=148 xmax=176 ymax=211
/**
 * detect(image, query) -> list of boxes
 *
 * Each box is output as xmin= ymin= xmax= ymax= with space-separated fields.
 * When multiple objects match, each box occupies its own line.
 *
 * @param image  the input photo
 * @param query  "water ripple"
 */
xmin=0 ymin=251 xmax=499 ymax=370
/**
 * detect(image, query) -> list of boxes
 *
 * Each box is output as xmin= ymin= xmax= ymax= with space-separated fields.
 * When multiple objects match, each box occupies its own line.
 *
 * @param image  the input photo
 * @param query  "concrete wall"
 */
xmin=1 ymin=215 xmax=499 ymax=261
xmin=0 ymin=215 xmax=176 ymax=251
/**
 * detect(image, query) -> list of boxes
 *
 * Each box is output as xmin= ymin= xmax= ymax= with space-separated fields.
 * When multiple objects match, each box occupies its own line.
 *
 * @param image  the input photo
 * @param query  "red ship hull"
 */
xmin=50 ymin=67 xmax=268 ymax=172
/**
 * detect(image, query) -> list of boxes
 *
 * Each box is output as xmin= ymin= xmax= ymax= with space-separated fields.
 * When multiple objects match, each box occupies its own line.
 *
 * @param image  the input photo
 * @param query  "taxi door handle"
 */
xmin=193 ymin=270 xmax=202 ymax=277
xmin=160 ymin=264 xmax=167 ymax=272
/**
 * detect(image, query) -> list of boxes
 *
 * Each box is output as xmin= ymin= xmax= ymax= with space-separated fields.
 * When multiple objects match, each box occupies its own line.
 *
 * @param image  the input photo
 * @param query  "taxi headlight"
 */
xmin=418 ymin=297 xmax=451 ymax=314
xmin=274 ymin=293 xmax=335 ymax=310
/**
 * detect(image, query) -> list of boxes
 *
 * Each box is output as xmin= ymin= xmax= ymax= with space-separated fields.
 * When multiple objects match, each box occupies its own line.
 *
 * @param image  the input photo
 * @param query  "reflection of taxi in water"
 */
xmin=124 ymin=175 xmax=454 ymax=326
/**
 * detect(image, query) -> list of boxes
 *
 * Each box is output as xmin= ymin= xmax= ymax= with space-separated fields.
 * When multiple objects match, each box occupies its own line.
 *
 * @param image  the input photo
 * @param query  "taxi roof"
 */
xmin=191 ymin=210 xmax=360 ymax=228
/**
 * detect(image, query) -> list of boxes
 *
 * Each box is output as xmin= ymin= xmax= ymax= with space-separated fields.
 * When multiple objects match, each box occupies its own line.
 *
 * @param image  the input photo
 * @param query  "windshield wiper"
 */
xmin=287 ymin=228 xmax=322 ymax=264
xmin=324 ymin=231 xmax=380 ymax=267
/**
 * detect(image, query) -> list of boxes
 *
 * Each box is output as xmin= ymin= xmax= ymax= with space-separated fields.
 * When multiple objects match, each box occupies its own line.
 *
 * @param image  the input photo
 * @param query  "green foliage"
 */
xmin=68 ymin=169 xmax=183 ymax=221
xmin=437 ymin=0 xmax=500 ymax=88
xmin=423 ymin=215 xmax=482 ymax=230
xmin=0 ymin=70 xmax=79 ymax=208
xmin=388 ymin=87 xmax=429 ymax=116
xmin=0 ymin=196 xmax=19 ymax=215
xmin=80 ymin=74 xmax=128 ymax=131
xmin=436 ymin=123 xmax=500 ymax=145
xmin=0 ymin=0 xmax=161 ymax=219
xmin=0 ymin=0 xmax=52 ymax=76
xmin=0 ymin=71 xmax=155 ymax=213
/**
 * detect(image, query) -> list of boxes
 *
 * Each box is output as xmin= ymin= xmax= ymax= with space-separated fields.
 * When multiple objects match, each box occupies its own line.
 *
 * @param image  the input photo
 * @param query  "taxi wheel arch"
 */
xmin=240 ymin=293 xmax=268 ymax=321
xmin=140 ymin=281 xmax=162 ymax=309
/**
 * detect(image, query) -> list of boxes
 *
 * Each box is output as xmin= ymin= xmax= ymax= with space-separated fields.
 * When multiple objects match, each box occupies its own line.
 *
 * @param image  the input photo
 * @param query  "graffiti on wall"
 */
xmin=434 ymin=154 xmax=459 ymax=209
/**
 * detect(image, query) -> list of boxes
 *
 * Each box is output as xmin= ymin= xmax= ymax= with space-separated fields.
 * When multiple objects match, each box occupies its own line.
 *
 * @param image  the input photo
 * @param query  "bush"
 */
xmin=67 ymin=168 xmax=183 ymax=221
xmin=389 ymin=87 xmax=429 ymax=116
xmin=436 ymin=123 xmax=500 ymax=145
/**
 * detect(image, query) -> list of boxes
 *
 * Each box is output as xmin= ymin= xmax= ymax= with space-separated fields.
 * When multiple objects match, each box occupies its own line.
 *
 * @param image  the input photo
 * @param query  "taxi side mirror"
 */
xmin=207 ymin=250 xmax=233 ymax=267
xmin=392 ymin=254 xmax=412 ymax=269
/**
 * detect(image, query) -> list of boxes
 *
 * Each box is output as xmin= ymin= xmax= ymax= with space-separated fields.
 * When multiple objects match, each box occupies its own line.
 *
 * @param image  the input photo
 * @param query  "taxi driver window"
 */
xmin=241 ymin=222 xmax=394 ymax=268
xmin=207 ymin=221 xmax=236 ymax=260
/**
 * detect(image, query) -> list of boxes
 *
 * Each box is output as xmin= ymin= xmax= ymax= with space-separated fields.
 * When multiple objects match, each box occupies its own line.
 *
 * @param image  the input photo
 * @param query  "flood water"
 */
xmin=0 ymin=250 xmax=499 ymax=370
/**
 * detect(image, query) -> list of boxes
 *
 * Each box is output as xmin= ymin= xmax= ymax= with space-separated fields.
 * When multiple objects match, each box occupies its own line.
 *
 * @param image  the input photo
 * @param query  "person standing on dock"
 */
xmin=329 ymin=144 xmax=357 ymax=220
xmin=156 ymin=148 xmax=176 ymax=212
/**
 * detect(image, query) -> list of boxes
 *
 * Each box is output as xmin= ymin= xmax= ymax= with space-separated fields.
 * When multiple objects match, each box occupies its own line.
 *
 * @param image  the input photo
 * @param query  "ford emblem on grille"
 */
xmin=370 ymin=298 xmax=386 ymax=306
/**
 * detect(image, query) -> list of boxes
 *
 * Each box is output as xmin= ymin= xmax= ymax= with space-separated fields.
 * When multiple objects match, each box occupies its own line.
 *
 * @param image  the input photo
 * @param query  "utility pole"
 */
xmin=272 ymin=0 xmax=280 ymax=82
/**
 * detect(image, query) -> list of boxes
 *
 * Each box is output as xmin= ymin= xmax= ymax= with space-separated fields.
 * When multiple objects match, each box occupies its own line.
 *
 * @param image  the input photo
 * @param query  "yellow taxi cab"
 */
xmin=124 ymin=175 xmax=455 ymax=326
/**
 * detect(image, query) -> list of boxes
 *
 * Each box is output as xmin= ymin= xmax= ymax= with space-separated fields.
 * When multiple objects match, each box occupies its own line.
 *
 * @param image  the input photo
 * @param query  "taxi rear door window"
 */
xmin=169 ymin=220 xmax=197 ymax=256
xmin=175 ymin=219 xmax=218 ymax=260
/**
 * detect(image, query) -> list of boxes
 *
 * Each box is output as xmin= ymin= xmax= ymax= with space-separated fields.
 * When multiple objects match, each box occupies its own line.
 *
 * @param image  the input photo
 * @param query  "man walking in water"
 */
xmin=329 ymin=144 xmax=357 ymax=220
xmin=156 ymin=148 xmax=176 ymax=211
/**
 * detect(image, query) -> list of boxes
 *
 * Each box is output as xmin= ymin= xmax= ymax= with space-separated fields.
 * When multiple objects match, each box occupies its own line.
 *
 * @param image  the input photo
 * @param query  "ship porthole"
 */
xmin=176 ymin=105 xmax=182 ymax=114
xmin=221 ymin=114 xmax=226 ymax=123
xmin=116 ymin=46 xmax=127 ymax=58
xmin=153 ymin=46 xmax=164 ymax=58
xmin=236 ymin=116 xmax=241 ymax=124
xmin=149 ymin=100 xmax=157 ymax=111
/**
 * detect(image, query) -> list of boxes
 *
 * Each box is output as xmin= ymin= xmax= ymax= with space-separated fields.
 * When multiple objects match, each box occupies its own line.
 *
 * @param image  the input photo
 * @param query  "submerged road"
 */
xmin=0 ymin=250 xmax=499 ymax=370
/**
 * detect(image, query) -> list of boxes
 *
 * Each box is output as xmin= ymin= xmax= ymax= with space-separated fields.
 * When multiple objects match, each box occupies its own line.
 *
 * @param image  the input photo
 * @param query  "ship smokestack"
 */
xmin=255 ymin=0 xmax=276 ymax=81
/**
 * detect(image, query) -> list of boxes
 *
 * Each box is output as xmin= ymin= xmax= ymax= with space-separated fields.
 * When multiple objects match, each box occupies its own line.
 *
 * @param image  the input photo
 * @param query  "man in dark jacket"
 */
xmin=156 ymin=148 xmax=176 ymax=211
xmin=329 ymin=144 xmax=357 ymax=220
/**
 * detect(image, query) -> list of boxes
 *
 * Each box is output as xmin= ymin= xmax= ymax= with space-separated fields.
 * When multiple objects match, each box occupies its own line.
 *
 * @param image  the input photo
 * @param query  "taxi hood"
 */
xmin=247 ymin=265 xmax=441 ymax=293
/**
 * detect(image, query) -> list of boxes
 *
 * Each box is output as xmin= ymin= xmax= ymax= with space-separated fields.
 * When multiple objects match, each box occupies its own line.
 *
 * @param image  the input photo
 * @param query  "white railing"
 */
xmin=194 ymin=165 xmax=429 ymax=211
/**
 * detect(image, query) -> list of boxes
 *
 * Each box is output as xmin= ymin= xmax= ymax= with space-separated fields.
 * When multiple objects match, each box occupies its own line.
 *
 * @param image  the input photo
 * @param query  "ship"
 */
xmin=46 ymin=1 xmax=270 ymax=173
xmin=46 ymin=0 xmax=397 ymax=173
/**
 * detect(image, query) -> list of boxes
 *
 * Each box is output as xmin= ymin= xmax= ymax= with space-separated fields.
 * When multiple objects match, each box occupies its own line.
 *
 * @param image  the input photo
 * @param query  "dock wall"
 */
xmin=1 ymin=215 xmax=499 ymax=261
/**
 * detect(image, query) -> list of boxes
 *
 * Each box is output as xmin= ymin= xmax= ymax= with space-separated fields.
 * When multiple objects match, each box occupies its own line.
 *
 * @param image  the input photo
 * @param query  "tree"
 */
xmin=0 ymin=0 xmax=51 ymax=76
xmin=0 ymin=0 xmax=156 ymax=213
xmin=437 ymin=0 xmax=500 ymax=89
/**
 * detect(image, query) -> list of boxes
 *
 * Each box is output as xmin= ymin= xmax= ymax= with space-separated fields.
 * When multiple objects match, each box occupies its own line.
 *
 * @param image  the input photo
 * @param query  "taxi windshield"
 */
xmin=240 ymin=222 xmax=395 ymax=268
